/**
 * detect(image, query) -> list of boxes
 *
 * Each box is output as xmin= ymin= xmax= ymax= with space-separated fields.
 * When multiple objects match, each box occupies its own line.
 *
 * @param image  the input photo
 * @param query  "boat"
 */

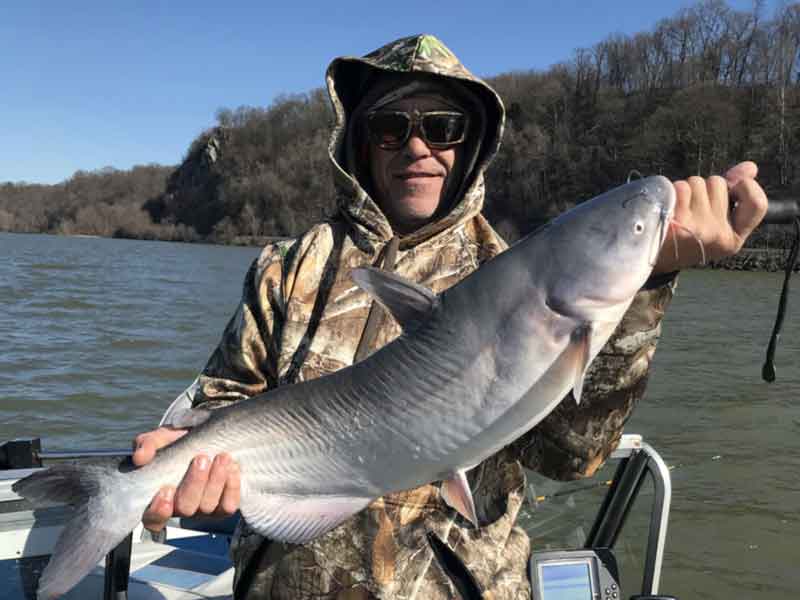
xmin=0 ymin=434 xmax=677 ymax=599
xmin=1 ymin=441 xmax=236 ymax=600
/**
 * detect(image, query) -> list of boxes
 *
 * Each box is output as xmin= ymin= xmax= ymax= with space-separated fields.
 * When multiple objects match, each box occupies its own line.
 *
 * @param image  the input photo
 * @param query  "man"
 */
xmin=133 ymin=35 xmax=767 ymax=598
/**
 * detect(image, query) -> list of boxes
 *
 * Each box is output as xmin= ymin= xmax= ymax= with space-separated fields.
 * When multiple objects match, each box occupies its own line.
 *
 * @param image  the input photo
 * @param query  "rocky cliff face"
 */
xmin=145 ymin=129 xmax=230 ymax=236
xmin=144 ymin=100 xmax=336 ymax=244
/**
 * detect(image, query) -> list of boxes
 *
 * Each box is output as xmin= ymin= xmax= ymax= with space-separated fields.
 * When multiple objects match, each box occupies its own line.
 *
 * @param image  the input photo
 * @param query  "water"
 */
xmin=629 ymin=269 xmax=800 ymax=598
xmin=1 ymin=232 xmax=798 ymax=599
xmin=0 ymin=232 xmax=260 ymax=448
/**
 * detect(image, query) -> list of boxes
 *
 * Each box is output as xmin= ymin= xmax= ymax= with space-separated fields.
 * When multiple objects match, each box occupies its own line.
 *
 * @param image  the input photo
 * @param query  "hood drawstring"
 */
xmin=354 ymin=236 xmax=400 ymax=363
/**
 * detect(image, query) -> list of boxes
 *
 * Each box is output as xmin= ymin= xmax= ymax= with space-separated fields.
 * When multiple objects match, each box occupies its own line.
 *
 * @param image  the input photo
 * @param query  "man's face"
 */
xmin=368 ymin=96 xmax=462 ymax=234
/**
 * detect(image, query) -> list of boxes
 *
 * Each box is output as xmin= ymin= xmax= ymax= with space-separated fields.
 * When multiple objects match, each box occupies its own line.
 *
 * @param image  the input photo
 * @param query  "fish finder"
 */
xmin=529 ymin=549 xmax=620 ymax=600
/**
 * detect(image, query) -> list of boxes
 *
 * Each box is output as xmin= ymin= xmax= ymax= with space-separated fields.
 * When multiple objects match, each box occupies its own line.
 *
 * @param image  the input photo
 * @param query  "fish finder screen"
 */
xmin=539 ymin=561 xmax=593 ymax=600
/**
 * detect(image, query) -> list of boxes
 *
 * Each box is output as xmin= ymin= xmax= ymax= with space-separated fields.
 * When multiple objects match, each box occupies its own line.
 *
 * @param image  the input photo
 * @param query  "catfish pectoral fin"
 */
xmin=570 ymin=324 xmax=592 ymax=404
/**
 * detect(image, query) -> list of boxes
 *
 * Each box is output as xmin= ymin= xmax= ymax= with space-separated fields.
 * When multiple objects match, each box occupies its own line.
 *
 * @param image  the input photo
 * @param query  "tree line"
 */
xmin=1 ymin=0 xmax=798 ymax=247
xmin=0 ymin=165 xmax=195 ymax=241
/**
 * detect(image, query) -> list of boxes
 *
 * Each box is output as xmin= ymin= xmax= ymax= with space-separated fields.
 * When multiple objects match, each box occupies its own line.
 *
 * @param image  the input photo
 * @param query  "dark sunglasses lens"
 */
xmin=422 ymin=114 xmax=466 ymax=145
xmin=369 ymin=113 xmax=410 ymax=148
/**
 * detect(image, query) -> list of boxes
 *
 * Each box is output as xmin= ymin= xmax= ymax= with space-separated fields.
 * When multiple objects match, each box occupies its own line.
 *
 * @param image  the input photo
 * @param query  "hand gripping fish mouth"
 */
xmin=629 ymin=175 xmax=705 ymax=268
xmin=12 ymin=177 xmax=677 ymax=600
xmin=625 ymin=178 xmax=678 ymax=269
xmin=650 ymin=195 xmax=680 ymax=268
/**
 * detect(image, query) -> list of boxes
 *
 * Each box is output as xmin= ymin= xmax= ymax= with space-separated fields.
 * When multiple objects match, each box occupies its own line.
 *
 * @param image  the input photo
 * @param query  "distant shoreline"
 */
xmin=0 ymin=230 xmax=288 ymax=248
xmin=706 ymin=248 xmax=799 ymax=272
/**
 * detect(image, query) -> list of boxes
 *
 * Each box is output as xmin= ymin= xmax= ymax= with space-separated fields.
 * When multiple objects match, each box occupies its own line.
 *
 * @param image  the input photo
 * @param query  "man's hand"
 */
xmin=133 ymin=427 xmax=241 ymax=532
xmin=653 ymin=161 xmax=768 ymax=274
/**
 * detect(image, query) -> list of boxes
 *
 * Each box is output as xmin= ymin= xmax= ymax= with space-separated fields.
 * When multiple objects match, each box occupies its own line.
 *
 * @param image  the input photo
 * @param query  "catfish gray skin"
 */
xmin=14 ymin=176 xmax=675 ymax=600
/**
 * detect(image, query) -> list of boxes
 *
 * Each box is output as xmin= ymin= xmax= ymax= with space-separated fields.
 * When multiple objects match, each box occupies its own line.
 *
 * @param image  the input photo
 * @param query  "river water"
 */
xmin=1 ymin=232 xmax=798 ymax=599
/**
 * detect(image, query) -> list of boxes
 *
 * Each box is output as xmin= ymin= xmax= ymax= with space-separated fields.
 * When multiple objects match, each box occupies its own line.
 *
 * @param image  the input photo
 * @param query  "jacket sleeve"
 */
xmin=191 ymin=241 xmax=291 ymax=410
xmin=511 ymin=277 xmax=677 ymax=480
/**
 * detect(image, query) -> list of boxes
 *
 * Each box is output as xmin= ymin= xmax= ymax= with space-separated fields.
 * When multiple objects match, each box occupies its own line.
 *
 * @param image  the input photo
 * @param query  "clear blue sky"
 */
xmin=1 ymin=0 xmax=778 ymax=184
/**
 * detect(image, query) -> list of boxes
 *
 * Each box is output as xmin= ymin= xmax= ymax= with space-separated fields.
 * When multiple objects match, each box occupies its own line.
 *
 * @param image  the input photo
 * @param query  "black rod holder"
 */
xmin=104 ymin=532 xmax=133 ymax=600
xmin=0 ymin=438 xmax=42 ymax=469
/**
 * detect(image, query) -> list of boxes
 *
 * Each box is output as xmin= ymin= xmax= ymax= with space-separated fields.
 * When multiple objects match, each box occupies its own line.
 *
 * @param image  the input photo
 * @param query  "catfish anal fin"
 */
xmin=240 ymin=493 xmax=371 ymax=544
xmin=440 ymin=469 xmax=479 ymax=527
xmin=165 ymin=407 xmax=212 ymax=429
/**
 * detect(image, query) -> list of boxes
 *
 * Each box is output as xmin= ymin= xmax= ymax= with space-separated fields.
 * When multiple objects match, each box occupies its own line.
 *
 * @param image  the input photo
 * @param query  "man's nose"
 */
xmin=403 ymin=134 xmax=432 ymax=158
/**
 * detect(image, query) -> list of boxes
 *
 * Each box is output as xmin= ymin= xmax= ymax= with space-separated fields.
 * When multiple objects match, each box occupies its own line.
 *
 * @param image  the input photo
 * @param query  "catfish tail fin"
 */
xmin=13 ymin=461 xmax=151 ymax=600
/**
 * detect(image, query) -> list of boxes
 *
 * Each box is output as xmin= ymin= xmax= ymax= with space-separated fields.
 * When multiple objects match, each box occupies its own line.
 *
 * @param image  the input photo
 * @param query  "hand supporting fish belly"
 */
xmin=13 ymin=176 xmax=676 ymax=599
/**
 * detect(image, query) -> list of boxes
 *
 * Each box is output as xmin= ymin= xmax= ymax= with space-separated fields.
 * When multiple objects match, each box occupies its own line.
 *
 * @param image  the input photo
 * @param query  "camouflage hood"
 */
xmin=325 ymin=34 xmax=505 ymax=249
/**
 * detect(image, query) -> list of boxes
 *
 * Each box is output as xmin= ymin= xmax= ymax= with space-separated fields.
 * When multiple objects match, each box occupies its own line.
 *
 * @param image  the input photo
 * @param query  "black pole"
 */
xmin=104 ymin=532 xmax=133 ymax=600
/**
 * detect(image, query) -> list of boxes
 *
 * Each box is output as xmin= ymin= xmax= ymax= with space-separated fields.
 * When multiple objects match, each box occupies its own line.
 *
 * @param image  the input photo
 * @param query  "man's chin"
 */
xmin=380 ymin=190 xmax=443 ymax=231
xmin=389 ymin=208 xmax=439 ymax=234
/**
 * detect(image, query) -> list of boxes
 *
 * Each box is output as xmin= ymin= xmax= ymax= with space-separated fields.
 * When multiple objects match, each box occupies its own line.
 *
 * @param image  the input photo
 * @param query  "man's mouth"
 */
xmin=395 ymin=172 xmax=440 ymax=180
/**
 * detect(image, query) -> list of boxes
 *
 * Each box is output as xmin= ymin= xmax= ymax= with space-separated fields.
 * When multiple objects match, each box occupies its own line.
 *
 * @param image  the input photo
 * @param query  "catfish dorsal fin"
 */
xmin=351 ymin=267 xmax=438 ymax=332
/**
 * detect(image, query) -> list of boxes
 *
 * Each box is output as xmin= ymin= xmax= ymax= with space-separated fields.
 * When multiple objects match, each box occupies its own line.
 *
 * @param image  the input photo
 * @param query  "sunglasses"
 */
xmin=366 ymin=110 xmax=469 ymax=150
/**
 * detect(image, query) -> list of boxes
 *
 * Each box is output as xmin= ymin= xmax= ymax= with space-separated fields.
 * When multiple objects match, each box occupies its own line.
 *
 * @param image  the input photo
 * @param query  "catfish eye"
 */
xmin=633 ymin=220 xmax=645 ymax=235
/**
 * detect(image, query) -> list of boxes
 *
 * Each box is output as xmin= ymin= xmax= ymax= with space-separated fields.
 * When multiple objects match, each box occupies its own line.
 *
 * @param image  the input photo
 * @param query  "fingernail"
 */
xmin=161 ymin=488 xmax=174 ymax=502
xmin=216 ymin=454 xmax=230 ymax=467
xmin=196 ymin=456 xmax=210 ymax=471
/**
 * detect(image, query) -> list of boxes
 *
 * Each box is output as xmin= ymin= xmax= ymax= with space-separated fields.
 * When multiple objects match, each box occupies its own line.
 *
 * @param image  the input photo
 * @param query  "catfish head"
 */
xmin=540 ymin=175 xmax=676 ymax=324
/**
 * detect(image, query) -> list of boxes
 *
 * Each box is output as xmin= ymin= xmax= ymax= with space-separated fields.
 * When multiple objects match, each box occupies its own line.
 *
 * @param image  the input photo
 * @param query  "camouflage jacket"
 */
xmin=190 ymin=34 xmax=676 ymax=599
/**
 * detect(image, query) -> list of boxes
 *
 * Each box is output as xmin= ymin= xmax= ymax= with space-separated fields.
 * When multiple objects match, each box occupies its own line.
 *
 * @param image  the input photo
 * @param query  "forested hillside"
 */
xmin=2 ymin=0 xmax=798 ymax=245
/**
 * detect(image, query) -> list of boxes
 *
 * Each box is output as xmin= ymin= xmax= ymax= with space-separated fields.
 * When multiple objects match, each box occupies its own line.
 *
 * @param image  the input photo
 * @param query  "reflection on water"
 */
xmin=1 ymin=233 xmax=799 ymax=599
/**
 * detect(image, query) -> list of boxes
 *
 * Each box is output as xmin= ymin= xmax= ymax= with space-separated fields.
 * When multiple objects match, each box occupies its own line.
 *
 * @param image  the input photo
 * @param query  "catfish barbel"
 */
xmin=14 ymin=176 xmax=676 ymax=599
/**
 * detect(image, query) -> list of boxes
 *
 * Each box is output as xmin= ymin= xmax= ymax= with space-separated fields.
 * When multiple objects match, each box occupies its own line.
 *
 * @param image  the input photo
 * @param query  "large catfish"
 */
xmin=14 ymin=176 xmax=676 ymax=599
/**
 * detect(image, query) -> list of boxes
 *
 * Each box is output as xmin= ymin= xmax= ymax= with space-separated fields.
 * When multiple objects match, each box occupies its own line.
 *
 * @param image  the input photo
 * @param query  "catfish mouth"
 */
xmin=650 ymin=189 xmax=677 ymax=267
xmin=622 ymin=177 xmax=676 ymax=268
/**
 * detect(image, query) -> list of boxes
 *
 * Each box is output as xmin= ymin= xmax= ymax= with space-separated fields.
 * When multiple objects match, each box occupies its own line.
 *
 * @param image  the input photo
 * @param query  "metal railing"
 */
xmin=586 ymin=434 xmax=672 ymax=596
